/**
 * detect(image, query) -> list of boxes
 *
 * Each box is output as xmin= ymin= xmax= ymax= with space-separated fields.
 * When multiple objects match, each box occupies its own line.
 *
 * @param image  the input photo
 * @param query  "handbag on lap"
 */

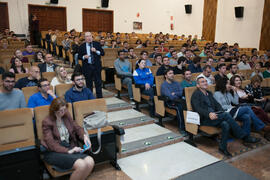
xmin=83 ymin=111 xmax=108 ymax=154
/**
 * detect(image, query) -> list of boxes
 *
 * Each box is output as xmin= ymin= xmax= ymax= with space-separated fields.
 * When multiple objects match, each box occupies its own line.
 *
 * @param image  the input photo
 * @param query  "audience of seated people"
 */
xmin=15 ymin=66 xmax=40 ymax=89
xmin=191 ymin=76 xmax=260 ymax=157
xmin=114 ymin=50 xmax=134 ymax=102
xmin=27 ymin=78 xmax=56 ymax=109
xmin=0 ymin=72 xmax=26 ymax=110
xmin=213 ymin=78 xmax=270 ymax=140
xmin=65 ymin=72 xmax=95 ymax=103
xmin=2 ymin=30 xmax=270 ymax=159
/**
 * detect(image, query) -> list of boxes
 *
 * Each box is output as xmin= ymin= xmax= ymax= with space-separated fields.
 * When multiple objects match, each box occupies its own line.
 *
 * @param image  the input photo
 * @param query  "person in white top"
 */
xmin=238 ymin=54 xmax=251 ymax=70
xmin=197 ymin=65 xmax=215 ymax=85
xmin=51 ymin=66 xmax=72 ymax=90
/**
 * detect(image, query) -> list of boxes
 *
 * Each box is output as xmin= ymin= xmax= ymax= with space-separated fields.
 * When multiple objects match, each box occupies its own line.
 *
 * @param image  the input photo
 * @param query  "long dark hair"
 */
xmin=11 ymin=58 xmax=26 ymax=74
xmin=135 ymin=59 xmax=144 ymax=70
xmin=215 ymin=78 xmax=228 ymax=94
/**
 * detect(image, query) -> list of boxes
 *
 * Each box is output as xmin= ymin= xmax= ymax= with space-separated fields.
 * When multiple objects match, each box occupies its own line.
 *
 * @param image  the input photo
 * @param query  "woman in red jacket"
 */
xmin=42 ymin=97 xmax=94 ymax=180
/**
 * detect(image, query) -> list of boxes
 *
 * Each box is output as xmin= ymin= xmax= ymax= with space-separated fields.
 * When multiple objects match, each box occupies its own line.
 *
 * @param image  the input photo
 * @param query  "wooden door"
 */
xmin=0 ymin=2 xmax=9 ymax=31
xmin=83 ymin=9 xmax=113 ymax=32
xmin=28 ymin=5 xmax=67 ymax=31
xmin=202 ymin=0 xmax=218 ymax=42
xmin=260 ymin=0 xmax=270 ymax=50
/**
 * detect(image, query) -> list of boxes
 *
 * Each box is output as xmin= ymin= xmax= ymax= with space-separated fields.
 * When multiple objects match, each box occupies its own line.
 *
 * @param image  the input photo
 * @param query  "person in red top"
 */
xmin=42 ymin=97 xmax=94 ymax=179
xmin=158 ymin=41 xmax=169 ymax=52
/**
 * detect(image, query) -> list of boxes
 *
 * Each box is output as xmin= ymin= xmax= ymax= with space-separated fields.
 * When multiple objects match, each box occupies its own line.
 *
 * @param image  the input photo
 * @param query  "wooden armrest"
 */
xmin=154 ymin=96 xmax=165 ymax=116
xmin=87 ymin=126 xmax=114 ymax=135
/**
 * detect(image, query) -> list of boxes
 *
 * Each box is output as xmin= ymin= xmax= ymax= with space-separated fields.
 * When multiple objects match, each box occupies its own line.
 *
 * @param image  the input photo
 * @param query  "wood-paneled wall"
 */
xmin=202 ymin=0 xmax=218 ymax=42
xmin=28 ymin=5 xmax=67 ymax=31
xmin=83 ymin=9 xmax=113 ymax=32
xmin=0 ymin=2 xmax=9 ymax=31
xmin=260 ymin=0 xmax=270 ymax=50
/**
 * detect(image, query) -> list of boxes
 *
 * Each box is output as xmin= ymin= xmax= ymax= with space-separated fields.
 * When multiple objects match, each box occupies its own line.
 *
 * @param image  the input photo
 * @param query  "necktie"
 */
xmin=88 ymin=43 xmax=92 ymax=64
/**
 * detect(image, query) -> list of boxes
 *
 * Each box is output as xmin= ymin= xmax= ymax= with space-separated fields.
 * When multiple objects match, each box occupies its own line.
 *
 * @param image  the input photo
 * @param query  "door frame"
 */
xmin=82 ymin=8 xmax=114 ymax=32
xmin=0 ymin=2 xmax=10 ymax=30
xmin=28 ymin=4 xmax=67 ymax=31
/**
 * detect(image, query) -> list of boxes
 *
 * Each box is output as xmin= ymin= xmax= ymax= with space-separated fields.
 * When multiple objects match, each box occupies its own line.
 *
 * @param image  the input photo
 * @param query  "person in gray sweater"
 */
xmin=114 ymin=50 xmax=133 ymax=101
xmin=0 ymin=72 xmax=26 ymax=110
xmin=213 ymin=78 xmax=270 ymax=136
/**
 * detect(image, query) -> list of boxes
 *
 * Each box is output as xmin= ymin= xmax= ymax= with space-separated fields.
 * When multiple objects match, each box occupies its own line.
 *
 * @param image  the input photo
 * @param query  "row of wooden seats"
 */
xmin=0 ymin=98 xmax=116 ymax=178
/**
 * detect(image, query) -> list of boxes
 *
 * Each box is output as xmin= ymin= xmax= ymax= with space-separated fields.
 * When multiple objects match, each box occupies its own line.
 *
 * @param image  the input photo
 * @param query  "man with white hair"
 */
xmin=78 ymin=32 xmax=105 ymax=98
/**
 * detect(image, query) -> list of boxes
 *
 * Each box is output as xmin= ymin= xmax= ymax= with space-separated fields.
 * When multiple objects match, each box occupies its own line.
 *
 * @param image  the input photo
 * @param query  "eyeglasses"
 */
xmin=4 ymin=80 xmax=15 ymax=84
xmin=75 ymin=78 xmax=85 ymax=82
xmin=41 ymin=84 xmax=50 ymax=87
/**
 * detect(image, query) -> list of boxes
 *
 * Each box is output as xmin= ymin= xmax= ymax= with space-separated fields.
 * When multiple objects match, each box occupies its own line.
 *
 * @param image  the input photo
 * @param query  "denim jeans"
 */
xmin=141 ymin=87 xmax=155 ymax=116
xmin=236 ymin=106 xmax=265 ymax=134
xmin=122 ymin=77 xmax=133 ymax=99
xmin=166 ymin=102 xmax=185 ymax=131
xmin=202 ymin=112 xmax=247 ymax=150
xmin=74 ymin=53 xmax=79 ymax=65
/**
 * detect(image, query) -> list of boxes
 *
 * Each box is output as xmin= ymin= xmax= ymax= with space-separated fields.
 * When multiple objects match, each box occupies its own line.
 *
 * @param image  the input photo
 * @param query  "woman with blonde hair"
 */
xmin=51 ymin=66 xmax=72 ymax=88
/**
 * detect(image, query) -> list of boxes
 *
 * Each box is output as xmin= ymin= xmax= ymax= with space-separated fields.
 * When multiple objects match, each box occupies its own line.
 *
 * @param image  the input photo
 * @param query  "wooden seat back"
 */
xmin=42 ymin=72 xmax=56 ymax=82
xmin=73 ymin=98 xmax=107 ymax=127
xmin=55 ymin=83 xmax=73 ymax=97
xmin=0 ymin=108 xmax=35 ymax=152
xmin=15 ymin=73 xmax=29 ymax=81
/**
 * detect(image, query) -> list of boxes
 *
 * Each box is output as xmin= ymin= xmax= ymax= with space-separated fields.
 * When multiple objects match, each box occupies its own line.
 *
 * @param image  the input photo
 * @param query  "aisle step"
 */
xmin=118 ymin=124 xmax=183 ymax=158
xmin=107 ymin=109 xmax=155 ymax=128
xmin=105 ymin=97 xmax=133 ymax=112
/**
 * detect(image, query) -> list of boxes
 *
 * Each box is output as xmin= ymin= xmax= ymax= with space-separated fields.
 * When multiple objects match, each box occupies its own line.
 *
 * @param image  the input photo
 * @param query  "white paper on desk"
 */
xmin=186 ymin=111 xmax=200 ymax=125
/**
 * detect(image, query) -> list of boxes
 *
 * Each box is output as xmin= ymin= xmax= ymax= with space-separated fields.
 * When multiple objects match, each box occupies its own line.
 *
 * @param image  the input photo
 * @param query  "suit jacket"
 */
xmin=41 ymin=112 xmax=84 ymax=153
xmin=191 ymin=89 xmax=223 ymax=123
xmin=78 ymin=41 xmax=105 ymax=70
xmin=38 ymin=63 xmax=58 ymax=73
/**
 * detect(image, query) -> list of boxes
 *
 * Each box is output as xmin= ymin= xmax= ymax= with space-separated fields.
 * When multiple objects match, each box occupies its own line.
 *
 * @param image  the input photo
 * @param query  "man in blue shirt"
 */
xmin=28 ymin=78 xmax=56 ymax=108
xmin=65 ymin=72 xmax=95 ymax=103
xmin=161 ymin=69 xmax=187 ymax=136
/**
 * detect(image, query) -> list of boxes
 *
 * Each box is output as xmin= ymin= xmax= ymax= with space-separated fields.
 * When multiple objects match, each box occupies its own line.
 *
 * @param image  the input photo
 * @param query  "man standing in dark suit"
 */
xmin=78 ymin=32 xmax=105 ymax=98
xmin=38 ymin=53 xmax=58 ymax=73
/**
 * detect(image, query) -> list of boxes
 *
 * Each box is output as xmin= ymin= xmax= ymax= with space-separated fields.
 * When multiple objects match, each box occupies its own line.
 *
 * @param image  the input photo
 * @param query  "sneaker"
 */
xmin=130 ymin=98 xmax=136 ymax=105
xmin=243 ymin=136 xmax=261 ymax=143
xmin=179 ymin=130 xmax=188 ymax=137
xmin=218 ymin=147 xmax=232 ymax=158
